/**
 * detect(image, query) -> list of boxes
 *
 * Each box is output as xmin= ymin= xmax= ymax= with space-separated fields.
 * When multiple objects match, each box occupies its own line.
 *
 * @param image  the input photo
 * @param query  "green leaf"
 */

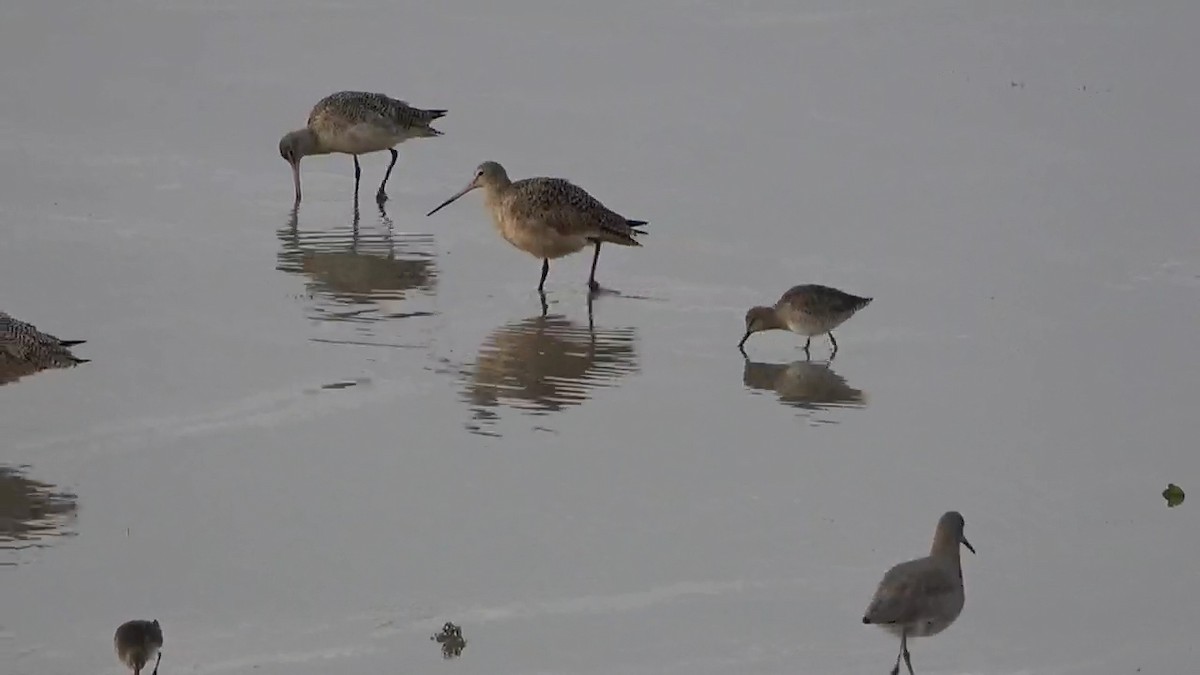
xmin=1163 ymin=483 xmax=1185 ymax=508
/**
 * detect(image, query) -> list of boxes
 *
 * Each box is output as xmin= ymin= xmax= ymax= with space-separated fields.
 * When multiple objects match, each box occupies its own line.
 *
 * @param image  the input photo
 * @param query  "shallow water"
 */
xmin=2 ymin=1 xmax=1199 ymax=673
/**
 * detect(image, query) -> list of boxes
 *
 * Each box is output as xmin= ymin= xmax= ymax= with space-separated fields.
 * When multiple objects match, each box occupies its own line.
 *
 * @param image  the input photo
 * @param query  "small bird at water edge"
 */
xmin=738 ymin=284 xmax=872 ymax=357
xmin=114 ymin=619 xmax=163 ymax=675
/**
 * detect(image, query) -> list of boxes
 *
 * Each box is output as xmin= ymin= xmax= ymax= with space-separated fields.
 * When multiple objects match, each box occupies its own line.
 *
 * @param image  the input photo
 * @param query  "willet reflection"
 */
xmin=461 ymin=300 xmax=639 ymax=434
xmin=277 ymin=203 xmax=437 ymax=326
xmin=742 ymin=358 xmax=866 ymax=420
xmin=0 ymin=465 xmax=79 ymax=565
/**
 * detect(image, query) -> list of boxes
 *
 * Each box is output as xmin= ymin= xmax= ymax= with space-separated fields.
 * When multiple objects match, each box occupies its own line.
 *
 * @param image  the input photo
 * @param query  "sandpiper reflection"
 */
xmin=277 ymin=202 xmax=437 ymax=324
xmin=742 ymin=358 xmax=866 ymax=417
xmin=0 ymin=465 xmax=79 ymax=564
xmin=462 ymin=300 xmax=639 ymax=434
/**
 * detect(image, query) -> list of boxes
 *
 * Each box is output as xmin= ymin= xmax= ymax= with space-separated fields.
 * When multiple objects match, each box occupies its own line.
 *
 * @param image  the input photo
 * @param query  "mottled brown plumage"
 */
xmin=0 ymin=311 xmax=87 ymax=369
xmin=279 ymin=90 xmax=446 ymax=203
xmin=426 ymin=161 xmax=647 ymax=292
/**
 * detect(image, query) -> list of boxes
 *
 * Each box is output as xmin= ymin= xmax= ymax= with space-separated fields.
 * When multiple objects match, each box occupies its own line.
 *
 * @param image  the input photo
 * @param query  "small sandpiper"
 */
xmin=114 ymin=619 xmax=163 ymax=675
xmin=738 ymin=284 xmax=872 ymax=357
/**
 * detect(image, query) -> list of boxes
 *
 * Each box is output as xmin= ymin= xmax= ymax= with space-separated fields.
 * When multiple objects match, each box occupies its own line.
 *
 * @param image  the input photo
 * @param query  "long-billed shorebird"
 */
xmin=0 ymin=311 xmax=87 ymax=367
xmin=278 ymin=91 xmax=446 ymax=204
xmin=426 ymin=161 xmax=647 ymax=292
xmin=862 ymin=511 xmax=975 ymax=675
xmin=738 ymin=284 xmax=872 ymax=357
xmin=114 ymin=619 xmax=163 ymax=675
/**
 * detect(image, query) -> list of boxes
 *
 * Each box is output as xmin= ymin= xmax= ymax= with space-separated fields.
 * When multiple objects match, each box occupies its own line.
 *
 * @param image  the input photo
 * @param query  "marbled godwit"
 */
xmin=863 ymin=511 xmax=975 ymax=675
xmin=737 ymin=284 xmax=871 ymax=357
xmin=425 ymin=161 xmax=647 ymax=292
xmin=114 ymin=619 xmax=163 ymax=675
xmin=279 ymin=91 xmax=446 ymax=203
xmin=0 ymin=311 xmax=87 ymax=366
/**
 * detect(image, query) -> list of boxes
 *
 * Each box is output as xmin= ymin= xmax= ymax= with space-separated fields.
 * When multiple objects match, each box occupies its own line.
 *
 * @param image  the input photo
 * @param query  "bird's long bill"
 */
xmin=737 ymin=330 xmax=752 ymax=350
xmin=290 ymin=161 xmax=302 ymax=202
xmin=962 ymin=535 xmax=976 ymax=554
xmin=426 ymin=182 xmax=478 ymax=217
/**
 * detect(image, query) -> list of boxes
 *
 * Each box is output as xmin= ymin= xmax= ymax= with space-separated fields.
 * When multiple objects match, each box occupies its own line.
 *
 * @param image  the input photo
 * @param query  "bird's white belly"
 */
xmin=323 ymin=122 xmax=401 ymax=155
xmin=878 ymin=598 xmax=963 ymax=639
xmin=494 ymin=215 xmax=589 ymax=260
xmin=786 ymin=315 xmax=839 ymax=337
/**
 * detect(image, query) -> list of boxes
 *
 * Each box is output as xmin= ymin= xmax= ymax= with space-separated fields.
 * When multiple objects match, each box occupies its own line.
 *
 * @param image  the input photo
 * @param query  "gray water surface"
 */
xmin=2 ymin=1 xmax=1198 ymax=674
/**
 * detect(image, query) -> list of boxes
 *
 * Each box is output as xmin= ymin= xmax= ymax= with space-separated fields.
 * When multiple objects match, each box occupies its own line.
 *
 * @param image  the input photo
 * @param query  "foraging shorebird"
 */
xmin=0 ymin=311 xmax=87 ymax=367
xmin=862 ymin=511 xmax=975 ymax=675
xmin=738 ymin=284 xmax=871 ymax=357
xmin=426 ymin=161 xmax=647 ymax=292
xmin=114 ymin=619 xmax=163 ymax=675
xmin=278 ymin=90 xmax=446 ymax=203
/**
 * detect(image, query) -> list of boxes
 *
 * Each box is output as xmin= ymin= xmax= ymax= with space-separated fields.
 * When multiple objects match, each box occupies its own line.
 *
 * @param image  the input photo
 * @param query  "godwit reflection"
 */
xmin=462 ymin=300 xmax=639 ymax=434
xmin=742 ymin=359 xmax=866 ymax=421
xmin=276 ymin=203 xmax=437 ymax=325
xmin=1 ymin=465 xmax=79 ymax=565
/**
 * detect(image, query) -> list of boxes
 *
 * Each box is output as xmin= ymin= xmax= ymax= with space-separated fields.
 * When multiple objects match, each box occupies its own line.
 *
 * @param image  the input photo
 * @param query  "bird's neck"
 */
xmin=483 ymin=180 xmax=511 ymax=205
xmin=929 ymin=532 xmax=963 ymax=562
xmin=297 ymin=128 xmax=329 ymax=156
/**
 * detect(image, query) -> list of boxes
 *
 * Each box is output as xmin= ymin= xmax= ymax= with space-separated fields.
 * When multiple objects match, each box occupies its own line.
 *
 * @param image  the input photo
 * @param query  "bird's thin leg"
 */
xmin=538 ymin=259 xmax=550 ymax=292
xmin=353 ymin=155 xmax=362 ymax=197
xmin=890 ymin=634 xmax=904 ymax=675
xmin=901 ymin=632 xmax=914 ymax=675
xmin=538 ymin=290 xmax=549 ymax=317
xmin=377 ymin=148 xmax=398 ymax=203
xmin=588 ymin=241 xmax=602 ymax=293
xmin=803 ymin=337 xmax=812 ymax=360
xmin=151 ymin=651 xmax=161 ymax=675
xmin=828 ymin=331 xmax=839 ymax=356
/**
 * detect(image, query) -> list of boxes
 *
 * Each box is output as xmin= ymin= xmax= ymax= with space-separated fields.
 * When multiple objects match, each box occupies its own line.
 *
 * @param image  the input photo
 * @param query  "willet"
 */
xmin=425 ymin=161 xmax=647 ymax=292
xmin=862 ymin=511 xmax=975 ymax=675
xmin=737 ymin=284 xmax=871 ymax=357
xmin=279 ymin=90 xmax=446 ymax=204
xmin=0 ymin=311 xmax=87 ymax=367
xmin=114 ymin=619 xmax=163 ymax=675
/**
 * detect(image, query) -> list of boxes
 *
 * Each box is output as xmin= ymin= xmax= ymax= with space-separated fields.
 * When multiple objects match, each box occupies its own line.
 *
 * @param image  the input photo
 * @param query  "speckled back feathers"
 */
xmin=506 ymin=177 xmax=646 ymax=245
xmin=308 ymin=90 xmax=446 ymax=135
xmin=0 ymin=311 xmax=87 ymax=367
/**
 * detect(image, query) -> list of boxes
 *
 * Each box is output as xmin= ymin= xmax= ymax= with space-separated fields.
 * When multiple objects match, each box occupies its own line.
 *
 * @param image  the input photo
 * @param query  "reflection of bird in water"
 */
xmin=277 ymin=203 xmax=437 ymax=324
xmin=0 ymin=465 xmax=79 ymax=559
xmin=0 ymin=311 xmax=87 ymax=386
xmin=462 ymin=300 xmax=639 ymax=429
xmin=741 ymin=359 xmax=866 ymax=412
